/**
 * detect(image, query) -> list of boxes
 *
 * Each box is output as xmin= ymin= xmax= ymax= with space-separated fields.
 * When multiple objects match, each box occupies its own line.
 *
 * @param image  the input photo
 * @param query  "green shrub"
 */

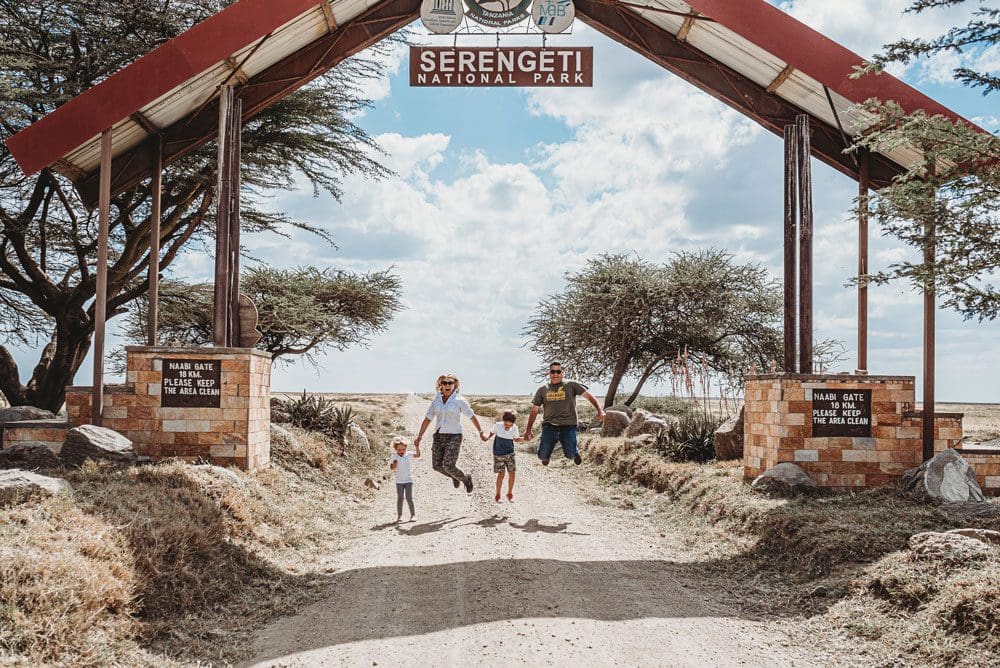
xmin=656 ymin=413 xmax=722 ymax=463
xmin=630 ymin=395 xmax=697 ymax=417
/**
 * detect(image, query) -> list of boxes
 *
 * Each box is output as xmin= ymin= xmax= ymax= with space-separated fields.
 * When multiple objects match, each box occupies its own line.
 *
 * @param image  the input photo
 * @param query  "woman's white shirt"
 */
xmin=425 ymin=392 xmax=474 ymax=434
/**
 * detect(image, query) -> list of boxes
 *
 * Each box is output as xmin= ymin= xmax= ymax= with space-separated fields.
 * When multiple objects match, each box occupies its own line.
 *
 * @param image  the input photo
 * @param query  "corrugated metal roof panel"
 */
xmin=66 ymin=117 xmax=148 ymax=172
xmin=238 ymin=7 xmax=330 ymax=77
xmin=332 ymin=0 xmax=379 ymax=26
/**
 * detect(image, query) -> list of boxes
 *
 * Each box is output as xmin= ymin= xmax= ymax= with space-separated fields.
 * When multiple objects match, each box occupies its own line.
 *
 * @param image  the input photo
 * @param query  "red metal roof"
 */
xmin=5 ymin=0 xmax=984 ymax=204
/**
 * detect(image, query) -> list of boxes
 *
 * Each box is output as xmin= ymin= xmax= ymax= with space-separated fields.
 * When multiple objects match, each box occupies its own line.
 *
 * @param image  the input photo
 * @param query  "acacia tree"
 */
xmin=524 ymin=251 xmax=784 ymax=407
xmin=851 ymin=0 xmax=1000 ymax=320
xmin=120 ymin=267 xmax=402 ymax=364
xmin=0 ymin=0 xmax=400 ymax=410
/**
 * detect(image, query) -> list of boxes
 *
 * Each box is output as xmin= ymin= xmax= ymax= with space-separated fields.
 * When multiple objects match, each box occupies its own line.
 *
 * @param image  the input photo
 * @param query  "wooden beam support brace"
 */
xmin=130 ymin=110 xmax=160 ymax=136
xmin=767 ymin=64 xmax=795 ymax=94
xmin=320 ymin=0 xmax=338 ymax=31
xmin=92 ymin=129 xmax=112 ymax=426
xmin=675 ymin=13 xmax=696 ymax=42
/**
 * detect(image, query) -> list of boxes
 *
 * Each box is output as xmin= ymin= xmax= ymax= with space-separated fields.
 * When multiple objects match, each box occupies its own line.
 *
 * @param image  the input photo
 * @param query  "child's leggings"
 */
xmin=396 ymin=482 xmax=414 ymax=516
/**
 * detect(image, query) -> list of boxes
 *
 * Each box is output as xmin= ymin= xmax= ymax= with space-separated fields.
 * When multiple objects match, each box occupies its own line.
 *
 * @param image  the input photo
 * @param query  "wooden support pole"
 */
xmin=796 ymin=115 xmax=814 ymax=374
xmin=92 ymin=129 xmax=112 ymax=426
xmin=148 ymin=137 xmax=162 ymax=345
xmin=228 ymin=96 xmax=242 ymax=346
xmin=213 ymin=86 xmax=233 ymax=346
xmin=857 ymin=149 xmax=870 ymax=372
xmin=783 ymin=124 xmax=798 ymax=372
xmin=922 ymin=167 xmax=937 ymax=461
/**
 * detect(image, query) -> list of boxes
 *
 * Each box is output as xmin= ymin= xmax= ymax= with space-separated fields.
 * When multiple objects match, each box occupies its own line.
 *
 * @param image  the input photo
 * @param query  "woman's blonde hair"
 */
xmin=435 ymin=373 xmax=460 ymax=393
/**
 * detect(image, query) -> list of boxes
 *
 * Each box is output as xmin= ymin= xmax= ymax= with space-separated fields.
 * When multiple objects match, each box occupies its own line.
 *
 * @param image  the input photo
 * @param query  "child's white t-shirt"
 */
xmin=391 ymin=452 xmax=414 ymax=483
xmin=493 ymin=422 xmax=519 ymax=440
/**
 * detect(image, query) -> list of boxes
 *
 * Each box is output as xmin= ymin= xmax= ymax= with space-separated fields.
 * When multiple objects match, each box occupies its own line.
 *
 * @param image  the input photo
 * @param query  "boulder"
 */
xmin=0 ymin=469 xmax=71 ymax=507
xmin=751 ymin=462 xmax=816 ymax=496
xmin=60 ymin=425 xmax=137 ymax=468
xmin=191 ymin=464 xmax=243 ymax=487
xmin=270 ymin=424 xmax=300 ymax=450
xmin=0 ymin=406 xmax=56 ymax=429
xmin=346 ymin=423 xmax=371 ymax=451
xmin=600 ymin=410 xmax=631 ymax=437
xmin=626 ymin=409 xmax=651 ymax=437
xmin=902 ymin=449 xmax=986 ymax=503
xmin=636 ymin=415 xmax=668 ymax=436
xmin=0 ymin=442 xmax=62 ymax=470
xmin=909 ymin=531 xmax=995 ymax=563
xmin=606 ymin=404 xmax=634 ymax=418
xmin=714 ymin=405 xmax=745 ymax=461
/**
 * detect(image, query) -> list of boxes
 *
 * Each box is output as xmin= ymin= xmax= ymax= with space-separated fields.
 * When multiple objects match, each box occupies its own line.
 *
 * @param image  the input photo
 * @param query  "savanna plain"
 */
xmin=1 ymin=393 xmax=998 ymax=667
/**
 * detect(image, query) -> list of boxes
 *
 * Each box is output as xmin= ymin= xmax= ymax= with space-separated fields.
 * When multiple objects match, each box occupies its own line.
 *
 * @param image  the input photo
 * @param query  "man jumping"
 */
xmin=523 ymin=362 xmax=604 ymax=466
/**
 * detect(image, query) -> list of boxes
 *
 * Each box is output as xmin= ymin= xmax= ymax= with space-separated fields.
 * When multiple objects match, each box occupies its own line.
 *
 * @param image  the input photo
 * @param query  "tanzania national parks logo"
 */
xmin=465 ymin=0 xmax=533 ymax=28
xmin=420 ymin=0 xmax=464 ymax=34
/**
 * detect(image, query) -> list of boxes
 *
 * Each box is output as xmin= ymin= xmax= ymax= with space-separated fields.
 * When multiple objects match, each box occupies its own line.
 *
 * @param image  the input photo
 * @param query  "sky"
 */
xmin=9 ymin=0 xmax=1000 ymax=400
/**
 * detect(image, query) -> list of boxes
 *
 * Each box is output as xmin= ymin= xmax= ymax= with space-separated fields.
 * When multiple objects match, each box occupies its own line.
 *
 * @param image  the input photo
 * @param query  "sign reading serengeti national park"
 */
xmin=811 ymin=389 xmax=872 ymax=438
xmin=161 ymin=358 xmax=222 ymax=408
xmin=410 ymin=47 xmax=593 ymax=87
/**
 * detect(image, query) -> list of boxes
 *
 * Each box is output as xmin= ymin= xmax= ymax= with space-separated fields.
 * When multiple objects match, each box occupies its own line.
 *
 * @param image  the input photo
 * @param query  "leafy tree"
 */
xmin=859 ymin=0 xmax=999 ymax=95
xmin=849 ymin=1 xmax=1000 ymax=321
xmin=120 ymin=267 xmax=403 ymax=364
xmin=850 ymin=101 xmax=1000 ymax=320
xmin=0 ymin=0 xmax=400 ymax=410
xmin=524 ymin=251 xmax=784 ymax=407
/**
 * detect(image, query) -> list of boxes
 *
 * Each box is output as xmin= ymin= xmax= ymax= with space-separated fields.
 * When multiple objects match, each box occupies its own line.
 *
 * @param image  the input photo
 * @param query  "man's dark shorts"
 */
xmin=538 ymin=424 xmax=579 ymax=461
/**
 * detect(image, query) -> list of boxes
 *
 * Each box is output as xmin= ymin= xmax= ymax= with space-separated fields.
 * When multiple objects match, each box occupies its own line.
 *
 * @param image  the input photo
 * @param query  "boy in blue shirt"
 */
xmin=482 ymin=410 xmax=524 ymax=502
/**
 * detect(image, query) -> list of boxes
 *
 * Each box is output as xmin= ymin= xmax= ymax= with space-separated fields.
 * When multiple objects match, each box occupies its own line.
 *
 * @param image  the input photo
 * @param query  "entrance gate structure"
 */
xmin=5 ymin=0 xmax=994 ymax=483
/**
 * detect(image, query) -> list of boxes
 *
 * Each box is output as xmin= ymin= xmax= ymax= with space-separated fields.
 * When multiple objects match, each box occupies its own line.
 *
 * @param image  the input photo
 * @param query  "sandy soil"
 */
xmin=247 ymin=395 xmax=845 ymax=667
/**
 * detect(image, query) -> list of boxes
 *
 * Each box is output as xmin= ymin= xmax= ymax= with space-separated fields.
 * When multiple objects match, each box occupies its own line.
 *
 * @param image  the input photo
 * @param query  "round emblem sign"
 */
xmin=465 ymin=0 xmax=532 ymax=28
xmin=420 ymin=0 xmax=464 ymax=34
xmin=531 ymin=0 xmax=575 ymax=33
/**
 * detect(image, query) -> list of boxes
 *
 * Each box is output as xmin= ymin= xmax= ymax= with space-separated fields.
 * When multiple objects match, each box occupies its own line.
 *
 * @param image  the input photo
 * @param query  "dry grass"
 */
xmin=0 ymin=396 xmax=407 ymax=666
xmin=581 ymin=435 xmax=1000 ymax=666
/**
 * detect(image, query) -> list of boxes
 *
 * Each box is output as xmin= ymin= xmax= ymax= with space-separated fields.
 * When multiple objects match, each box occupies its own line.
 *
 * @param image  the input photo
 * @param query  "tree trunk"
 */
xmin=603 ymin=355 xmax=632 ymax=408
xmin=623 ymin=358 xmax=668 ymax=406
xmin=0 ymin=314 xmax=94 ymax=413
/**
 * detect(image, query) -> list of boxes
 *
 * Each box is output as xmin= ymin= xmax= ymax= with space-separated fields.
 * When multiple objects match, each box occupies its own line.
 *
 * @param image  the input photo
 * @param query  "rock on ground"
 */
xmin=714 ymin=405 xmax=745 ymax=461
xmin=624 ymin=434 xmax=658 ymax=449
xmin=0 ymin=442 xmax=62 ymax=470
xmin=902 ymin=448 xmax=985 ymax=503
xmin=347 ymin=423 xmax=371 ymax=451
xmin=0 ymin=406 xmax=56 ymax=427
xmin=601 ymin=410 xmax=631 ymax=437
xmin=626 ymin=409 xmax=651 ymax=437
xmin=60 ymin=425 xmax=137 ymax=468
xmin=0 ymin=469 xmax=71 ymax=507
xmin=909 ymin=530 xmax=995 ymax=563
xmin=270 ymin=424 xmax=300 ymax=450
xmin=751 ymin=462 xmax=816 ymax=496
xmin=637 ymin=415 xmax=669 ymax=437
xmin=946 ymin=527 xmax=1000 ymax=546
xmin=606 ymin=404 xmax=634 ymax=418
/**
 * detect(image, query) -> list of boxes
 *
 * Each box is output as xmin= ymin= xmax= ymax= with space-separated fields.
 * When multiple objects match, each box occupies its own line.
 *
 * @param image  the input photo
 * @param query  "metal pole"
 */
xmin=857 ymin=149 xmax=870 ymax=372
xmin=148 ymin=137 xmax=162 ymax=346
xmin=213 ymin=86 xmax=232 ymax=346
xmin=228 ymin=97 xmax=242 ymax=346
xmin=796 ymin=115 xmax=813 ymax=374
xmin=922 ymin=163 xmax=937 ymax=461
xmin=783 ymin=124 xmax=798 ymax=373
xmin=92 ymin=129 xmax=112 ymax=426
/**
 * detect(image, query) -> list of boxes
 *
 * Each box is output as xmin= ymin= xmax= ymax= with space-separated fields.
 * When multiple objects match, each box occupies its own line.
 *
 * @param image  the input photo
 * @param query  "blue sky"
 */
xmin=10 ymin=0 xmax=999 ymax=400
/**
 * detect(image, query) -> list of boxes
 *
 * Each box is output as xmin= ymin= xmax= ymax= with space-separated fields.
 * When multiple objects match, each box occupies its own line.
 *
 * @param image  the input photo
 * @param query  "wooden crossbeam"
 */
xmin=53 ymin=157 xmax=87 ymax=181
xmin=320 ymin=0 xmax=337 ymax=31
xmin=676 ymin=13 xmax=696 ymax=42
xmin=130 ymin=110 xmax=160 ymax=136
xmin=225 ymin=56 xmax=250 ymax=84
xmin=766 ymin=64 xmax=795 ymax=93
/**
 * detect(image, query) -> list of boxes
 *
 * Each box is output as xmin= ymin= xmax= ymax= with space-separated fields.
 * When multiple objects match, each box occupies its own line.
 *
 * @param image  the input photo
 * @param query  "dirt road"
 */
xmin=248 ymin=395 xmax=835 ymax=667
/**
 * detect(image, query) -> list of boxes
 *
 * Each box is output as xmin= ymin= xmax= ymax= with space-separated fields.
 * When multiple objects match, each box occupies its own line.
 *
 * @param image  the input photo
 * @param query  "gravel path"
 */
xmin=247 ymin=395 xmax=834 ymax=667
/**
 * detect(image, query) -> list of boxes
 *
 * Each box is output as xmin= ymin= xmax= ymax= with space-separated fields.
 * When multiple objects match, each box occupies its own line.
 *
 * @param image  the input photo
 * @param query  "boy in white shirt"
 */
xmin=389 ymin=436 xmax=420 ymax=522
xmin=482 ymin=410 xmax=525 ymax=502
